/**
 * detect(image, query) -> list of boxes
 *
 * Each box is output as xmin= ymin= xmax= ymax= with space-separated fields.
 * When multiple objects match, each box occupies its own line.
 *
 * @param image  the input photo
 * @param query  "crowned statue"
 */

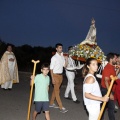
xmin=68 ymin=18 xmax=106 ymax=62
xmin=80 ymin=18 xmax=97 ymax=45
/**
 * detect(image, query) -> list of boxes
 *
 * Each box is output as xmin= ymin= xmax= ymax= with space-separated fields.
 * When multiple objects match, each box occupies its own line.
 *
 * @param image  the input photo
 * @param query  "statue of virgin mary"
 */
xmin=80 ymin=18 xmax=97 ymax=45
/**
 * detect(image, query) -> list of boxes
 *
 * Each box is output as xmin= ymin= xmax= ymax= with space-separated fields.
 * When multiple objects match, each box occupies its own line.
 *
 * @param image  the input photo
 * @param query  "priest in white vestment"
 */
xmin=0 ymin=44 xmax=19 ymax=89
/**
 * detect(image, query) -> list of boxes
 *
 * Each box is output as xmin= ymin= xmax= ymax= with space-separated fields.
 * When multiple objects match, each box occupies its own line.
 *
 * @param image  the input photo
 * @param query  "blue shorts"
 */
xmin=34 ymin=101 xmax=49 ymax=112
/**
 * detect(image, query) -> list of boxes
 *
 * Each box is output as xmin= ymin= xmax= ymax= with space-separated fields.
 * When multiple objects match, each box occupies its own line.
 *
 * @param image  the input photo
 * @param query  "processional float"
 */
xmin=64 ymin=18 xmax=106 ymax=73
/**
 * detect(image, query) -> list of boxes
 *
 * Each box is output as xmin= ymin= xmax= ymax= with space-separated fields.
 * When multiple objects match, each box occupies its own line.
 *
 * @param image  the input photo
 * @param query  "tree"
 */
xmin=0 ymin=40 xmax=56 ymax=72
xmin=0 ymin=40 xmax=6 ymax=59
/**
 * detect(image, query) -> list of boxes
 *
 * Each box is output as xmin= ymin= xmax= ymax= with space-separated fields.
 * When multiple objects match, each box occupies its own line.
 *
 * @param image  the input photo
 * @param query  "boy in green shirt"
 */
xmin=31 ymin=63 xmax=50 ymax=120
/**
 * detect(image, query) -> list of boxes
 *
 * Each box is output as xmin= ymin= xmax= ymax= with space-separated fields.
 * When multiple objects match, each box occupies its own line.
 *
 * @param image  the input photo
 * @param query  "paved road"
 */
xmin=0 ymin=72 xmax=120 ymax=120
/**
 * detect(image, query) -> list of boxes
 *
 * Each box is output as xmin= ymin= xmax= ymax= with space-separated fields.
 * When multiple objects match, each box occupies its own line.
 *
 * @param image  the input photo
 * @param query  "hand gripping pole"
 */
xmin=97 ymin=75 xmax=117 ymax=120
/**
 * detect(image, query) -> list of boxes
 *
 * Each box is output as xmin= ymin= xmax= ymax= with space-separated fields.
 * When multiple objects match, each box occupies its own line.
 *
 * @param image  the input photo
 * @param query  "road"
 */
xmin=0 ymin=72 xmax=120 ymax=120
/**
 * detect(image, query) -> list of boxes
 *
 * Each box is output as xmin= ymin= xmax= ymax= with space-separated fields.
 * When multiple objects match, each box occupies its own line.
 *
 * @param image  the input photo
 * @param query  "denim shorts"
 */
xmin=34 ymin=101 xmax=49 ymax=112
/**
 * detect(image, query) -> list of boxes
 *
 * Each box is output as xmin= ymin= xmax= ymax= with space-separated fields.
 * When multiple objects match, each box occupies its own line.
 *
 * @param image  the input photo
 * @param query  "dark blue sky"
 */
xmin=0 ymin=0 xmax=120 ymax=54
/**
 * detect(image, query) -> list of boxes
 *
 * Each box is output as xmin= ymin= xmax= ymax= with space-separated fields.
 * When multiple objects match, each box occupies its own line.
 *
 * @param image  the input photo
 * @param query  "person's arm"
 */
xmin=84 ymin=76 xmax=109 ymax=102
xmin=50 ymin=57 xmax=56 ymax=84
xmin=85 ymin=93 xmax=109 ymax=102
xmin=30 ymin=75 xmax=35 ymax=86
xmin=116 ymin=68 xmax=120 ymax=76
xmin=63 ymin=56 xmax=68 ymax=68
xmin=48 ymin=77 xmax=50 ymax=91
xmin=115 ymin=62 xmax=120 ymax=75
xmin=104 ymin=77 xmax=110 ymax=89
xmin=104 ymin=77 xmax=114 ymax=100
xmin=50 ymin=69 xmax=55 ymax=84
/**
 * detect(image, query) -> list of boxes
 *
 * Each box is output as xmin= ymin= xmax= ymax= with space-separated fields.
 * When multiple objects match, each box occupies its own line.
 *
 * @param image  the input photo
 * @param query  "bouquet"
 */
xmin=69 ymin=44 xmax=106 ymax=61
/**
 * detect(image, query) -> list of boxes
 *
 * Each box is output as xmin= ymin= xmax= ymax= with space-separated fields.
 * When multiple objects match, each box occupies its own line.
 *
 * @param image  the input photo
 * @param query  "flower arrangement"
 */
xmin=69 ymin=44 xmax=106 ymax=61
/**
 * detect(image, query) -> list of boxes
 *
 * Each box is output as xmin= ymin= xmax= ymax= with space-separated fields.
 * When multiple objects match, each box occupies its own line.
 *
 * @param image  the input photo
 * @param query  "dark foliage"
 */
xmin=0 ymin=40 xmax=56 ymax=73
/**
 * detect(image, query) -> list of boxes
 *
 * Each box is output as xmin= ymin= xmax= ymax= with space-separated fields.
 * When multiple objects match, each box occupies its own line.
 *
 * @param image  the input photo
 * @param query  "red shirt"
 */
xmin=101 ymin=63 xmax=116 ymax=91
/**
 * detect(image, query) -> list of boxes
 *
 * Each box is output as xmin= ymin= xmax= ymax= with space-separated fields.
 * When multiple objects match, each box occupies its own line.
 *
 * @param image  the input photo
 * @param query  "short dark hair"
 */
xmin=6 ymin=43 xmax=14 ymax=49
xmin=55 ymin=43 xmax=63 ymax=48
xmin=41 ymin=63 xmax=49 ymax=69
xmin=114 ymin=53 xmax=119 ymax=57
xmin=68 ymin=46 xmax=73 ymax=51
xmin=106 ymin=53 xmax=115 ymax=62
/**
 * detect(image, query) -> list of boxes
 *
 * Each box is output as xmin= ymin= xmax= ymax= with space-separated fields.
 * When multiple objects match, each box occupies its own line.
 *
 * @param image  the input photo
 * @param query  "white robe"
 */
xmin=0 ymin=51 xmax=19 ymax=89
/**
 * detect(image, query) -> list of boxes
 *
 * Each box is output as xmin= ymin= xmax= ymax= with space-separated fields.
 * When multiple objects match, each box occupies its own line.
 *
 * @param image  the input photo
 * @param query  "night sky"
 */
xmin=0 ymin=0 xmax=120 ymax=54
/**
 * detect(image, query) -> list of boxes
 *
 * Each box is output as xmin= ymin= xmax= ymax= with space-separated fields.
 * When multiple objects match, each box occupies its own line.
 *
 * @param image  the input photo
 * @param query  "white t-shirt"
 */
xmin=83 ymin=74 xmax=102 ymax=105
xmin=50 ymin=52 xmax=65 ymax=74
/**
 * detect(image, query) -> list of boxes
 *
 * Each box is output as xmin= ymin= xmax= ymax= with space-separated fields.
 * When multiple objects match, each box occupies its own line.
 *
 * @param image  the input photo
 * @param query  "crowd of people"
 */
xmin=0 ymin=43 xmax=120 ymax=120
xmin=31 ymin=43 xmax=120 ymax=120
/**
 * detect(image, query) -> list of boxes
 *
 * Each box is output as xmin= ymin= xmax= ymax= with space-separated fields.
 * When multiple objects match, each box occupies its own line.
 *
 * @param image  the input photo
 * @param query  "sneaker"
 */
xmin=49 ymin=103 xmax=59 ymax=108
xmin=64 ymin=97 xmax=72 ymax=100
xmin=60 ymin=107 xmax=68 ymax=113
xmin=73 ymin=100 xmax=80 ymax=104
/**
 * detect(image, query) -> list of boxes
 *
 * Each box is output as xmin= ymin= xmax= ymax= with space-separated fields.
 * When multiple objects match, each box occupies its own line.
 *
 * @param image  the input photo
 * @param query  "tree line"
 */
xmin=0 ymin=40 xmax=56 ymax=73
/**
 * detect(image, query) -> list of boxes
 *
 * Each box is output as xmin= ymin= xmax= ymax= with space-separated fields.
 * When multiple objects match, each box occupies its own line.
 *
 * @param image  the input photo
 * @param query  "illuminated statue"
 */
xmin=80 ymin=18 xmax=97 ymax=45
